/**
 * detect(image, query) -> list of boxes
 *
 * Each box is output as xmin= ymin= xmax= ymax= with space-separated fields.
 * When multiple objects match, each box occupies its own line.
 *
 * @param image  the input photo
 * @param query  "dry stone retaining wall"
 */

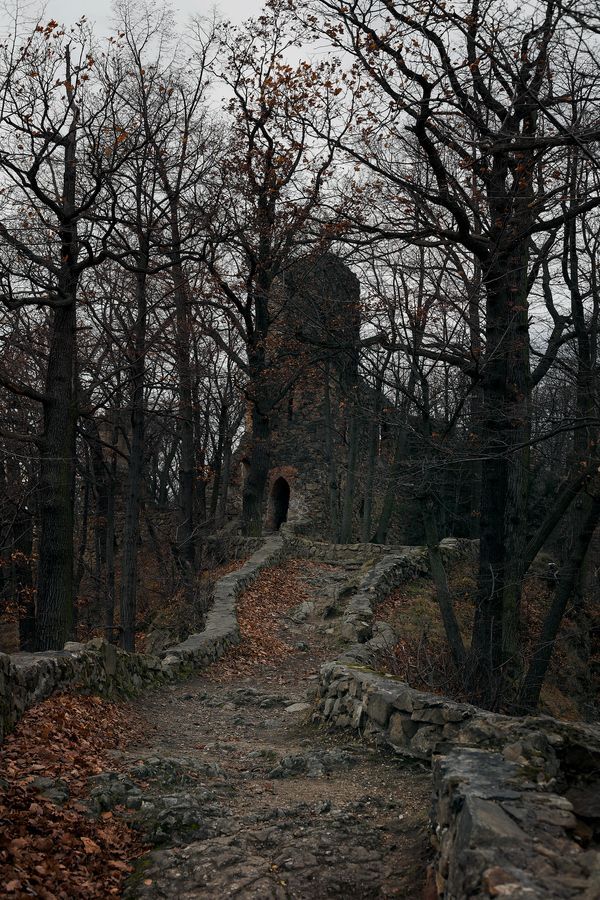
xmin=332 ymin=536 xmax=475 ymax=643
xmin=317 ymin=632 xmax=600 ymax=896
xmin=309 ymin=535 xmax=600 ymax=898
xmin=433 ymin=748 xmax=600 ymax=899
xmin=280 ymin=526 xmax=397 ymax=564
xmin=0 ymin=535 xmax=284 ymax=743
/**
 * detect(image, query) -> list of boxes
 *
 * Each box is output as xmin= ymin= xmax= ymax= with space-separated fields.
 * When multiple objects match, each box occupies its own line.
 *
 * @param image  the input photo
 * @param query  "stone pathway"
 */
xmin=104 ymin=563 xmax=433 ymax=898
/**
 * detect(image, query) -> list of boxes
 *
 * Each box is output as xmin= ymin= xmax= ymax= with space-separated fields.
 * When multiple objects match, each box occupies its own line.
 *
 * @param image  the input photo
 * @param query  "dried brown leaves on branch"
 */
xmin=0 ymin=694 xmax=145 ymax=898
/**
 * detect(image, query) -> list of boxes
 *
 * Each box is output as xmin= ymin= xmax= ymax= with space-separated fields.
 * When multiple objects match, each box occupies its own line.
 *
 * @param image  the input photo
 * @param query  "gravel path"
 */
xmin=114 ymin=562 xmax=433 ymax=898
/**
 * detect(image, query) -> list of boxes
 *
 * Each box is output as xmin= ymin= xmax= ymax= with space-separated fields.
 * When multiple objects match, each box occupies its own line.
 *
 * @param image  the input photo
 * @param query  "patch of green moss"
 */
xmin=125 ymin=856 xmax=153 ymax=892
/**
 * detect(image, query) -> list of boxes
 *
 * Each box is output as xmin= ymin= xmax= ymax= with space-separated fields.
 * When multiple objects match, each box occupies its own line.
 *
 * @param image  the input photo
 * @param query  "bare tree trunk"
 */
xmin=361 ymin=374 xmax=383 ymax=542
xmin=35 ymin=300 xmax=77 ymax=650
xmin=242 ymin=396 xmax=271 ymax=536
xmin=518 ymin=493 xmax=600 ymax=712
xmin=171 ymin=258 xmax=196 ymax=569
xmin=323 ymin=361 xmax=340 ymax=541
xmin=242 ymin=275 xmax=272 ymax=536
xmin=372 ymin=352 xmax=421 ymax=544
xmin=217 ymin=432 xmax=233 ymax=529
xmin=210 ymin=400 xmax=229 ymax=522
xmin=340 ymin=387 xmax=359 ymax=543
xmin=35 ymin=103 xmax=79 ymax=650
xmin=422 ymin=494 xmax=466 ymax=670
xmin=120 ymin=245 xmax=148 ymax=652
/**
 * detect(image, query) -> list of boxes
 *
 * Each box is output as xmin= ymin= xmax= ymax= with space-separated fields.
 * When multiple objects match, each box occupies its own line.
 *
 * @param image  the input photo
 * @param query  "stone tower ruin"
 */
xmin=228 ymin=253 xmax=475 ymax=542
xmin=230 ymin=254 xmax=361 ymax=537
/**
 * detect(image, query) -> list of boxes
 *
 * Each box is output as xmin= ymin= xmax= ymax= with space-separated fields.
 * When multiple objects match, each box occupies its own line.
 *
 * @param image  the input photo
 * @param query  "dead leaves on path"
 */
xmin=207 ymin=558 xmax=324 ymax=679
xmin=0 ymin=694 xmax=145 ymax=898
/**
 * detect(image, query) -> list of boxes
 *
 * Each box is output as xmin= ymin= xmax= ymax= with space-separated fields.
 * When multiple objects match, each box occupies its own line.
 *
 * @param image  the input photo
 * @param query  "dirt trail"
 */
xmin=114 ymin=561 xmax=432 ymax=898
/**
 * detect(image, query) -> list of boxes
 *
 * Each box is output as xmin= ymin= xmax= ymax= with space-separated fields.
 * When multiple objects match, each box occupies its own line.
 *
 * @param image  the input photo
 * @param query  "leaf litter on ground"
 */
xmin=205 ymin=558 xmax=332 ymax=679
xmin=0 ymin=693 xmax=146 ymax=898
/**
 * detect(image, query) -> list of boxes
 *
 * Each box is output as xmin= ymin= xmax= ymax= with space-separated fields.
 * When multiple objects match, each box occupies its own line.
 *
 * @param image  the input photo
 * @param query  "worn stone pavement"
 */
xmin=100 ymin=563 xmax=433 ymax=898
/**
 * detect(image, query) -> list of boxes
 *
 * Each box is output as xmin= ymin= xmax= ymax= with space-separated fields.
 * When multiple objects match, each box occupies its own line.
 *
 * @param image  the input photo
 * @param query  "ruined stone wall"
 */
xmin=317 ymin=663 xmax=600 ymax=898
xmin=0 ymin=536 xmax=285 ymax=743
xmin=433 ymin=748 xmax=600 ymax=899
xmin=312 ymin=537 xmax=600 ymax=899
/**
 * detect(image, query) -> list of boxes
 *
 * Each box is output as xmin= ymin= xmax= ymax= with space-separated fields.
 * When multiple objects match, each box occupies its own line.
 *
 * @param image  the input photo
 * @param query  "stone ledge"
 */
xmin=433 ymin=748 xmax=600 ymax=899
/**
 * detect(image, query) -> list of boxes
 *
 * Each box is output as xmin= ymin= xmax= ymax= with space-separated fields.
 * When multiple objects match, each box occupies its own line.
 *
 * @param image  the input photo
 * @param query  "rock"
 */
xmin=88 ymin=772 xmax=141 ymax=812
xmin=285 ymin=702 xmax=311 ymax=714
xmin=463 ymin=796 xmax=527 ymax=842
xmin=259 ymin=696 xmax=282 ymax=709
xmin=322 ymin=602 xmax=339 ymax=619
xmin=409 ymin=725 xmax=443 ymax=758
xmin=145 ymin=629 xmax=179 ymax=655
xmin=130 ymin=756 xmax=223 ymax=783
xmin=315 ymin=799 xmax=332 ymax=814
xmin=289 ymin=601 xmax=315 ymax=623
xmin=365 ymin=690 xmax=396 ymax=727
xmin=32 ymin=776 xmax=69 ymax=806
xmin=388 ymin=712 xmax=419 ymax=747
xmin=268 ymin=750 xmax=357 ymax=779
xmin=565 ymin=782 xmax=600 ymax=822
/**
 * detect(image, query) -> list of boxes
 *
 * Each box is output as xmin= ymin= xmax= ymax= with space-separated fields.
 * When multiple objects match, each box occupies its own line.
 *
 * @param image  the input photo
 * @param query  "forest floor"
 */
xmin=2 ymin=558 xmax=433 ymax=899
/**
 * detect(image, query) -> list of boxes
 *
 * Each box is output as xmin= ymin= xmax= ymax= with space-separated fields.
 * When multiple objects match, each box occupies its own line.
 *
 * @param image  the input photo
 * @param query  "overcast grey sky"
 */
xmin=42 ymin=0 xmax=266 ymax=33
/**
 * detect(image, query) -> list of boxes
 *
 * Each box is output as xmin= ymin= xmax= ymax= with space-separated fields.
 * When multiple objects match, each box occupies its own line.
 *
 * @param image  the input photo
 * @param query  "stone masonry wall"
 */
xmin=432 ymin=748 xmax=600 ymax=899
xmin=313 ymin=537 xmax=600 ymax=899
xmin=317 ymin=664 xmax=600 ymax=898
xmin=0 ymin=535 xmax=285 ymax=743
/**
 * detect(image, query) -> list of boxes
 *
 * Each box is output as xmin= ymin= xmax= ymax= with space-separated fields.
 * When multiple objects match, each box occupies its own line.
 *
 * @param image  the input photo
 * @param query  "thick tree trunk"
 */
xmin=35 ymin=100 xmax=79 ymax=651
xmin=120 ymin=253 xmax=148 ymax=652
xmin=500 ymin=241 xmax=531 ymax=688
xmin=469 ymin=244 xmax=531 ymax=706
xmin=35 ymin=301 xmax=77 ymax=650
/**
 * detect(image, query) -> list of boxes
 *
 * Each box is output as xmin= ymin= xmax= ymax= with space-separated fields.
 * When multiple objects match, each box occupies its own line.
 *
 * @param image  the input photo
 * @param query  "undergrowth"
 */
xmin=374 ymin=561 xmax=596 ymax=719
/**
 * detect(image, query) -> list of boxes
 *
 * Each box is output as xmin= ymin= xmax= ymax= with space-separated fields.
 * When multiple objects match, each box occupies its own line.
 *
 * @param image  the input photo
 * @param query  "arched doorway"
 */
xmin=268 ymin=477 xmax=290 ymax=531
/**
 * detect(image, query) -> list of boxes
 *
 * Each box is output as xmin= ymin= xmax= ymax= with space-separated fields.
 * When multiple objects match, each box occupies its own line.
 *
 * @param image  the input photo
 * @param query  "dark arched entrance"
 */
xmin=268 ymin=477 xmax=290 ymax=530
